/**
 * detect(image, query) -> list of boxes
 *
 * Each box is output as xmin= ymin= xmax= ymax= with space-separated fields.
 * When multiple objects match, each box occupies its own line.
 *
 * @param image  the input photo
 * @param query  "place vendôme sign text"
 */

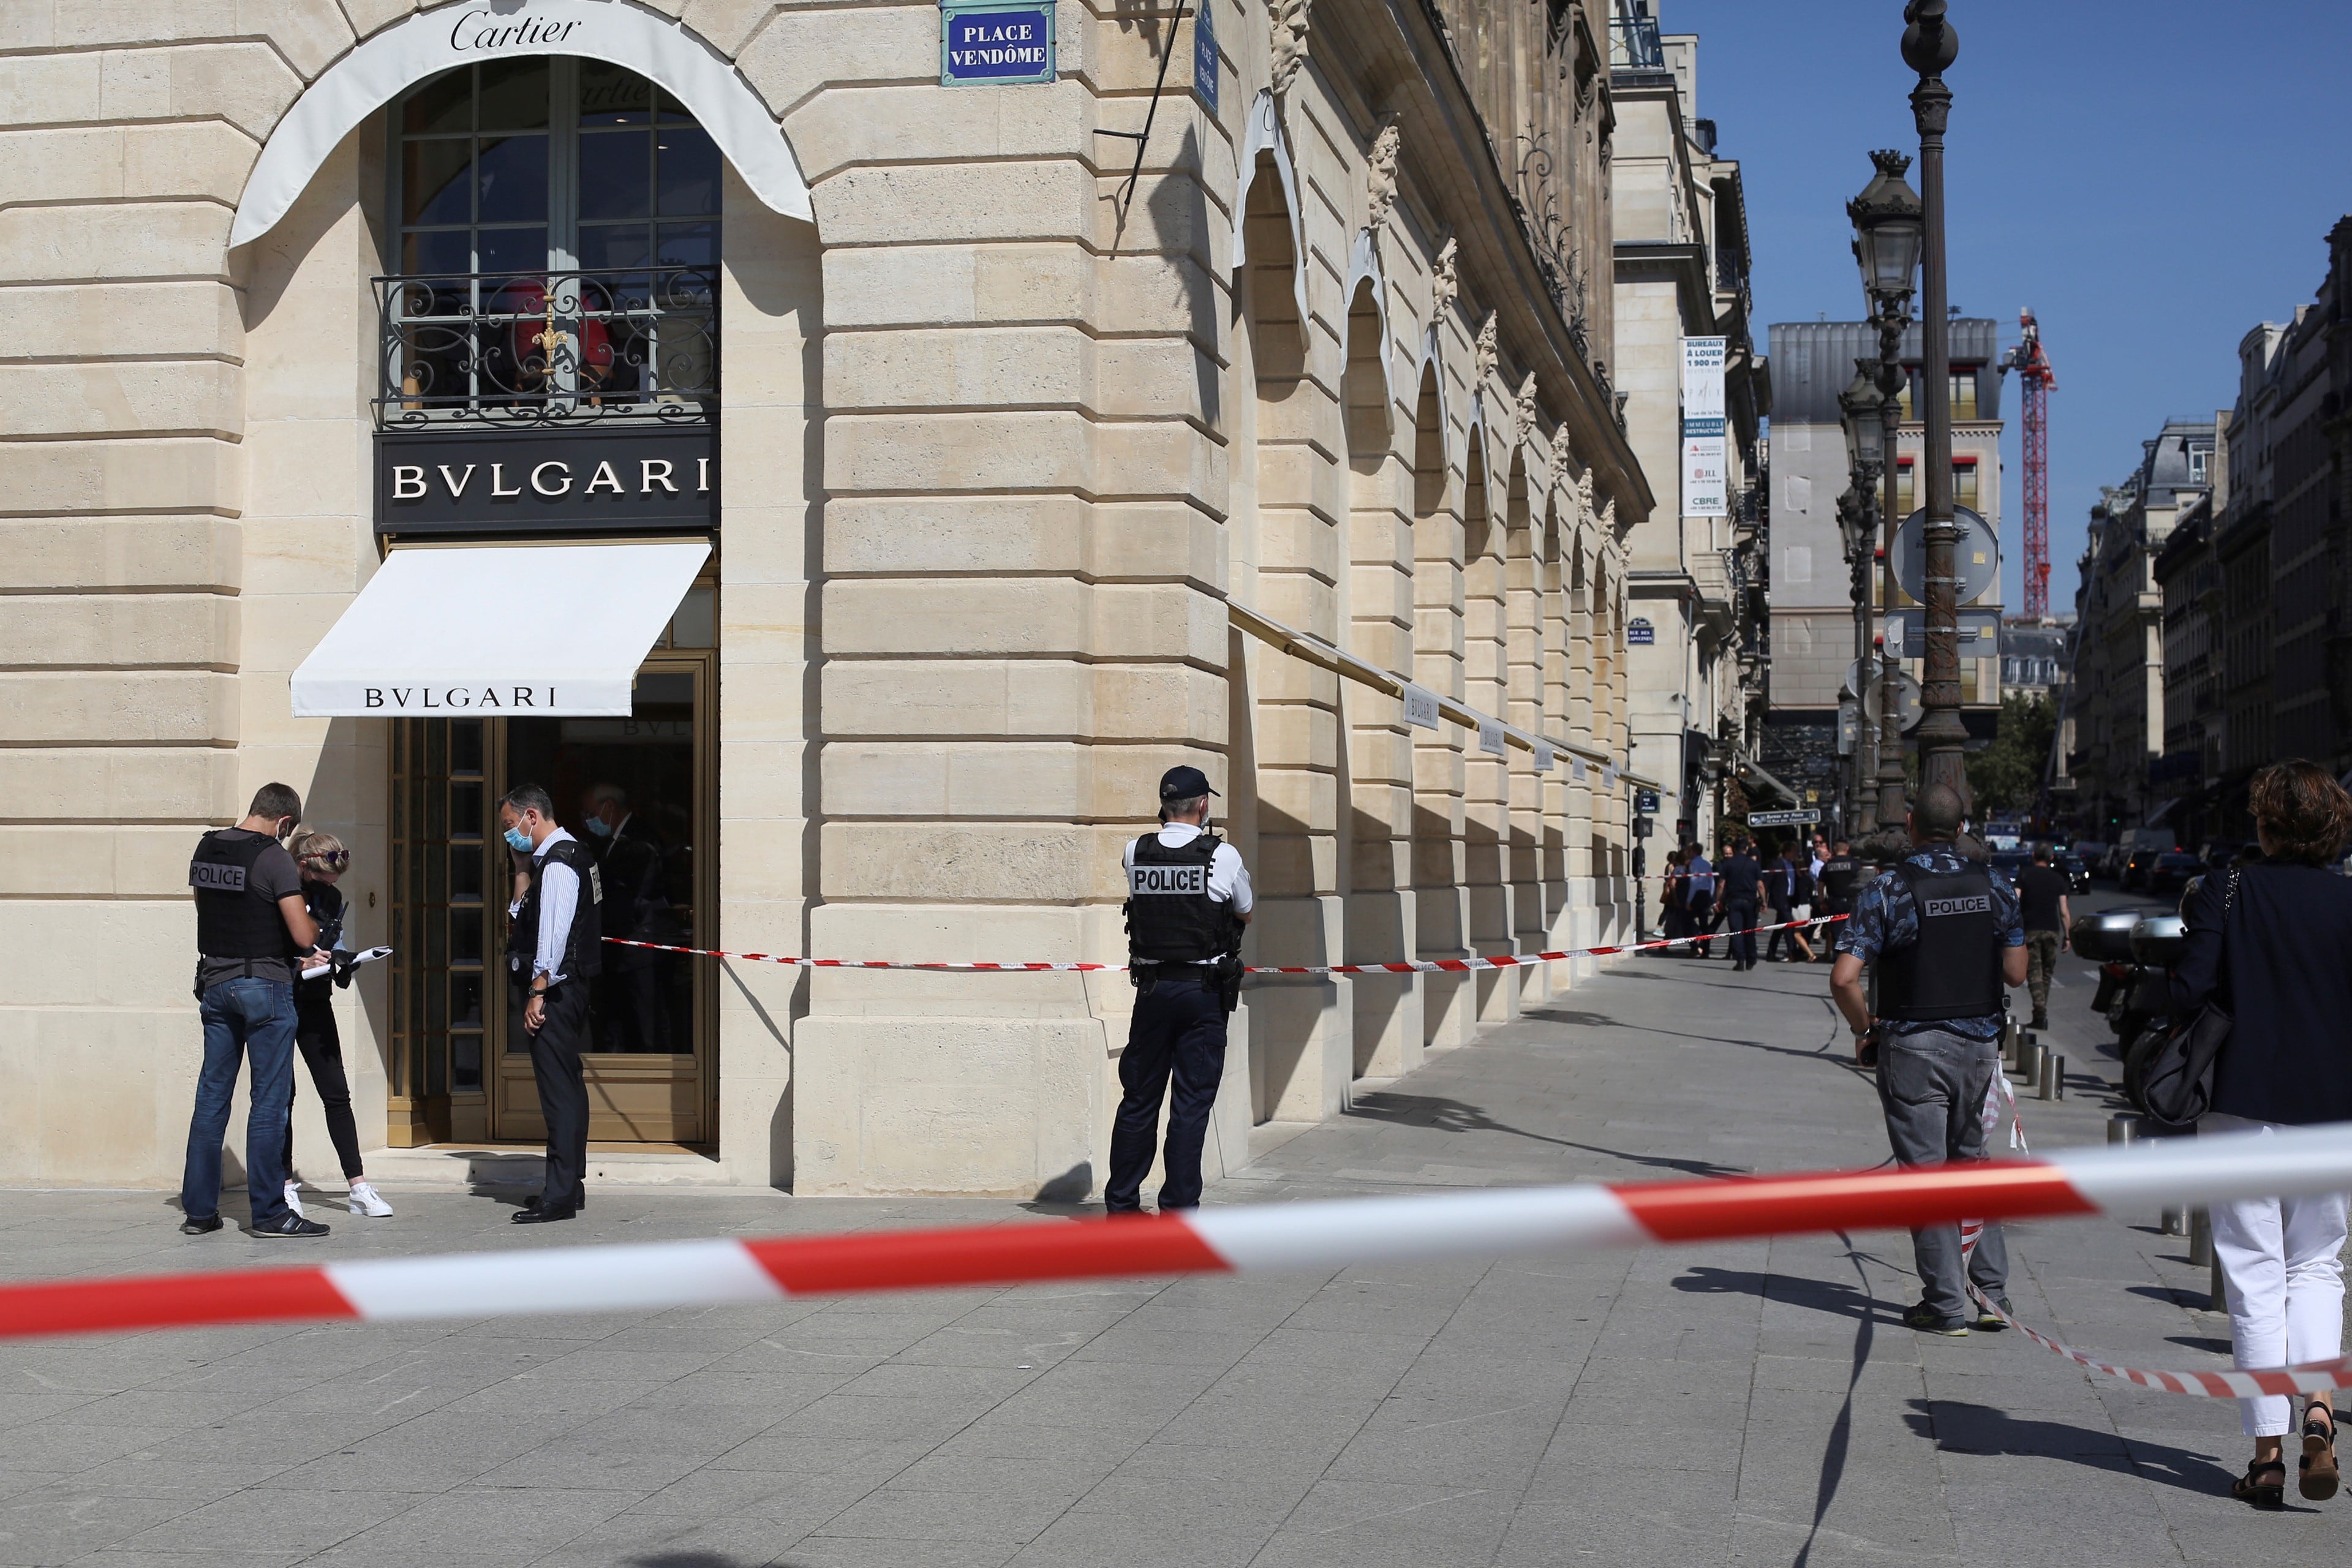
xmin=375 ymin=427 xmax=716 ymax=536
xmin=940 ymin=0 xmax=1055 ymax=86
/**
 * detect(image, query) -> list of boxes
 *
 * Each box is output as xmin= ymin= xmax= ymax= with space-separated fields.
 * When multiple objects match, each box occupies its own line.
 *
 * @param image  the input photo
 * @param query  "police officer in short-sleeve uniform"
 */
xmin=1830 ymin=784 xmax=2030 ymax=1335
xmin=1106 ymin=766 xmax=1254 ymax=1214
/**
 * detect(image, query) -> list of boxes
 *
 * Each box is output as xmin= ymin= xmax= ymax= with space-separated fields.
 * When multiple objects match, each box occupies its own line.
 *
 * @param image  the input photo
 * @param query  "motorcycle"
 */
xmin=2068 ymin=906 xmax=2154 ymax=1023
xmin=2116 ymin=911 xmax=2187 ymax=1109
xmin=2067 ymin=894 xmax=2197 ymax=1113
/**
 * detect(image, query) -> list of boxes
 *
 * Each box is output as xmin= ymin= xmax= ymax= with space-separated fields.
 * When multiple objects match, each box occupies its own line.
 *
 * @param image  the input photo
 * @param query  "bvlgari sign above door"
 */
xmin=376 ymin=428 xmax=716 ymax=535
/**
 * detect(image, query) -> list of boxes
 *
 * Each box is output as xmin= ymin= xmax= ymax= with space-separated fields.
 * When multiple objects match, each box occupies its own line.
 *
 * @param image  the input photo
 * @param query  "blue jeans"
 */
xmin=183 ymin=978 xmax=298 ymax=1225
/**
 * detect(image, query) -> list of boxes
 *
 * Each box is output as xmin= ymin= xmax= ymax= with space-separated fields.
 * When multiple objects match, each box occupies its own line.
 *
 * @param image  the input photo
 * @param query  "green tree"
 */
xmin=1967 ymin=692 xmax=2056 ymax=815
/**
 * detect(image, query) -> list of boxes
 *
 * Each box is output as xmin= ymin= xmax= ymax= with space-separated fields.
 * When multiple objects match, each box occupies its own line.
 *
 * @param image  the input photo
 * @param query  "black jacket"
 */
xmin=2172 ymin=858 xmax=2352 ymax=1125
xmin=1717 ymin=853 xmax=1763 ymax=907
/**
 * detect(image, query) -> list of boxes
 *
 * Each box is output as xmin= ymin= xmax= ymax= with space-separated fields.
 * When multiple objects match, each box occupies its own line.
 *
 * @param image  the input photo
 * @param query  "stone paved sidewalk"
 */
xmin=0 ymin=926 xmax=2337 ymax=1567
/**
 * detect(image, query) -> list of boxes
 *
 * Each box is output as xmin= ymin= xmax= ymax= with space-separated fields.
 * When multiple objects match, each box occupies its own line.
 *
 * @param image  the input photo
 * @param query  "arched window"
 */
xmin=383 ymin=59 xmax=720 ymax=424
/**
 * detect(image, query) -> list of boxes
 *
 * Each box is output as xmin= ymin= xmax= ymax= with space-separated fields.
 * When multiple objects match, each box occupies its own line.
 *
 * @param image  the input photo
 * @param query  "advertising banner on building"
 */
xmin=1680 ymin=336 xmax=1728 ymax=518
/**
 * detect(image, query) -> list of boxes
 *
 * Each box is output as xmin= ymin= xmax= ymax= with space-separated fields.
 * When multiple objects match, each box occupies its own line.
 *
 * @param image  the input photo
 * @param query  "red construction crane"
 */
xmin=1999 ymin=309 xmax=2057 ymax=620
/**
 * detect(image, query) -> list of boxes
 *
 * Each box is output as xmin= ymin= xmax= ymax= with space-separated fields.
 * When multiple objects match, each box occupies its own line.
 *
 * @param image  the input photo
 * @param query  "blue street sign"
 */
xmin=1193 ymin=1 xmax=1218 ymax=114
xmin=1627 ymin=617 xmax=1654 ymax=646
xmin=941 ymin=1 xmax=1055 ymax=86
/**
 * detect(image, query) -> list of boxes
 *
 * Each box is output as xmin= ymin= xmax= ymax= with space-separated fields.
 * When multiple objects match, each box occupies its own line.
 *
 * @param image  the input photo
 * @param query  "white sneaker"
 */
xmin=282 ymin=1179 xmax=306 ymax=1218
xmin=347 ymin=1181 xmax=394 ymax=1218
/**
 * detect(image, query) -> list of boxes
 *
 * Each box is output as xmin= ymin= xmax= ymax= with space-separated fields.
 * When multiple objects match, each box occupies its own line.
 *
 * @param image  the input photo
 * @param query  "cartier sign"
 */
xmin=375 ymin=426 xmax=716 ymax=536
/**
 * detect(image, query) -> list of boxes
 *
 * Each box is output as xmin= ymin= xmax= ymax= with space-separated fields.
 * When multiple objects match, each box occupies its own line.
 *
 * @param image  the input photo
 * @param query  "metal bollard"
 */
xmin=2018 ymin=1042 xmax=2042 ymax=1085
xmin=2053 ymin=1054 xmax=2066 ymax=1100
xmin=2037 ymin=1050 xmax=2059 ymax=1101
xmin=2108 ymin=1113 xmax=2141 ymax=1145
xmin=2162 ymin=1207 xmax=2187 ymax=1237
xmin=2189 ymin=1207 xmax=2213 ymax=1267
xmin=2212 ymin=1251 xmax=2228 ymax=1314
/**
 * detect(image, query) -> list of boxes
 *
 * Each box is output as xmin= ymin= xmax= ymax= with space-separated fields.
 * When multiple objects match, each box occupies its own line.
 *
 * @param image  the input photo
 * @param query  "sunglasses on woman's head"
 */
xmin=310 ymin=850 xmax=351 ymax=869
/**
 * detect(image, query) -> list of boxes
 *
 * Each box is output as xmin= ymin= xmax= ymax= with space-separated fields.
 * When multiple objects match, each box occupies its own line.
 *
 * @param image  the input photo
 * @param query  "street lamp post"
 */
xmin=1902 ymin=0 xmax=1967 ymax=802
xmin=1837 ymin=362 xmax=1887 ymax=837
xmin=1849 ymin=149 xmax=1924 ymax=831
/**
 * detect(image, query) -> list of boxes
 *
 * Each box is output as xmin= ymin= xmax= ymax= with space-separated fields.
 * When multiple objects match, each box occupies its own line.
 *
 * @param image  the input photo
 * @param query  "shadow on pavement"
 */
xmin=1793 ymin=1231 xmax=1879 ymax=1568
xmin=1344 ymin=1091 xmax=1747 ymax=1177
xmin=1905 ymin=1400 xmax=2237 ymax=1497
xmin=1668 ymin=1265 xmax=1883 ymax=1323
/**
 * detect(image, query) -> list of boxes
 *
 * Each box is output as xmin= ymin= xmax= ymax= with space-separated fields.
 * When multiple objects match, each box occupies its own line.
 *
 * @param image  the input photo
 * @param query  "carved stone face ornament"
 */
xmin=1268 ymin=0 xmax=1311 ymax=97
xmin=1431 ymin=237 xmax=1458 ymax=319
xmin=1365 ymin=115 xmax=1401 ymax=235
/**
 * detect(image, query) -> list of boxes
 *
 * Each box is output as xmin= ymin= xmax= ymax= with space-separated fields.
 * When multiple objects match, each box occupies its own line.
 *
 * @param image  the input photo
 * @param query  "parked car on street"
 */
xmin=2147 ymin=850 xmax=2203 ymax=893
xmin=2057 ymin=851 xmax=2091 ymax=894
xmin=2120 ymin=846 xmax=2168 ymax=890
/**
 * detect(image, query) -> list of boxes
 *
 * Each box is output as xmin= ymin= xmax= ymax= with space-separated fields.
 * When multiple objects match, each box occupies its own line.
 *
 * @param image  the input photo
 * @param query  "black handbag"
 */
xmin=2139 ymin=866 xmax=2238 ymax=1136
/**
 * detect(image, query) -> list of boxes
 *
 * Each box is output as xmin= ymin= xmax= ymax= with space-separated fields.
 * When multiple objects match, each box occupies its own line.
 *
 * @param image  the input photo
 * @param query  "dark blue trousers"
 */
xmin=1106 ymin=973 xmax=1227 ymax=1212
xmin=1723 ymin=900 xmax=1758 ymax=967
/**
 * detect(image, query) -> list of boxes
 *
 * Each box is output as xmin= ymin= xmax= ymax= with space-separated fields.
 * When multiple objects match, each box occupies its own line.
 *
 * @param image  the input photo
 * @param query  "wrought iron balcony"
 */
xmin=374 ymin=266 xmax=718 ymax=430
xmin=1610 ymin=10 xmax=1665 ymax=72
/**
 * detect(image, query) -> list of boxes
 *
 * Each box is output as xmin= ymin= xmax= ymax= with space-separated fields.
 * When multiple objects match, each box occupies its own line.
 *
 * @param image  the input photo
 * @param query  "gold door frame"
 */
xmin=486 ymin=647 xmax=720 ymax=1147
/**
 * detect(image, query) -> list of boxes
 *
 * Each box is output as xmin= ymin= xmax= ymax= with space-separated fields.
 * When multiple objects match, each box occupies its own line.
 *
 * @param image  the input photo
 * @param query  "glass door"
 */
xmin=490 ymin=650 xmax=715 ymax=1146
xmin=384 ymin=583 xmax=717 ymax=1148
xmin=388 ymin=717 xmax=492 ymax=1144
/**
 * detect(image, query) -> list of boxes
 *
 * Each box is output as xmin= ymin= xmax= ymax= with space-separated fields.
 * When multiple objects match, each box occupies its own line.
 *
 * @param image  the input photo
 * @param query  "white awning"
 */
xmin=290 ymin=542 xmax=710 ymax=718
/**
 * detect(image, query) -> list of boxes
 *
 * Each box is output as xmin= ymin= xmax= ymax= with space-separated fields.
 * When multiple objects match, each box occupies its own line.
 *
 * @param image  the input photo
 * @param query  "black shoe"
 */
xmin=512 ymin=1204 xmax=578 ymax=1224
xmin=254 ymin=1213 xmax=330 ymax=1238
xmin=2029 ymin=1014 xmax=2049 ymax=1031
xmin=1973 ymin=1295 xmax=2014 ymax=1330
xmin=179 ymin=1213 xmax=223 ymax=1235
xmin=1900 ymin=1301 xmax=1969 ymax=1335
xmin=522 ymin=1193 xmax=585 ymax=1213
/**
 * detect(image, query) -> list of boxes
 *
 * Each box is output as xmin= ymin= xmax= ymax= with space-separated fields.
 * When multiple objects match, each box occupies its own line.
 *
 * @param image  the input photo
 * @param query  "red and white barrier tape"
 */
xmin=1969 ymin=1288 xmax=2352 ymax=1398
xmin=7 ymin=1123 xmax=2352 ymax=1374
xmin=604 ymin=914 xmax=1847 ymax=976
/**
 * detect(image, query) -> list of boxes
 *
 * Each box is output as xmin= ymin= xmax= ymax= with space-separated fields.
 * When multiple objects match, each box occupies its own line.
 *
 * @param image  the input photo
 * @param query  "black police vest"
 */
xmin=1819 ymin=854 xmax=1861 ymax=908
xmin=1877 ymin=859 xmax=2004 ymax=1022
xmin=508 ymin=837 xmax=604 ymax=981
xmin=1124 ymin=831 xmax=1242 ymax=964
xmin=189 ymin=831 xmax=293 ymax=959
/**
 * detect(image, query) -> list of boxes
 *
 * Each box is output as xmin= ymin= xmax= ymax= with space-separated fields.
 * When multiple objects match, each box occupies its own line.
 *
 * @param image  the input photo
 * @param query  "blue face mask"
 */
xmin=582 ymin=816 xmax=614 ymax=839
xmin=503 ymin=824 xmax=533 ymax=853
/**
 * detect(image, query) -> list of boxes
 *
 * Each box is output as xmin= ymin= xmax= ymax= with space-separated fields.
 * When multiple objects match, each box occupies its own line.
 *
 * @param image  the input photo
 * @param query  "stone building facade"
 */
xmin=2064 ymin=420 xmax=2215 ymax=837
xmin=2106 ymin=216 xmax=2352 ymax=848
xmin=0 ymin=0 xmax=1649 ymax=1193
xmin=1764 ymin=317 xmax=2007 ymax=832
xmin=1608 ymin=3 xmax=1770 ymax=854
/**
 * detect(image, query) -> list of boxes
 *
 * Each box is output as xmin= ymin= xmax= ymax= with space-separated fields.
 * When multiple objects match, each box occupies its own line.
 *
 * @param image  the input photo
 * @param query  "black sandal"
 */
xmin=2302 ymin=1404 xmax=2339 ymax=1502
xmin=2235 ymin=1458 xmax=2286 ymax=1509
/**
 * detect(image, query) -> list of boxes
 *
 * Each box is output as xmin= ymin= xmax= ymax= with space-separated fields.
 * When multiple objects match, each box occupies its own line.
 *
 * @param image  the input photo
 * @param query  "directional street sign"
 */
xmin=1884 ymin=607 xmax=2002 ymax=656
xmin=1747 ymin=809 xmax=1821 ymax=828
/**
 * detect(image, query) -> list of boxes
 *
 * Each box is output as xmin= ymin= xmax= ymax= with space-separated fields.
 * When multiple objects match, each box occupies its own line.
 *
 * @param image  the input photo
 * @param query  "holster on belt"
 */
xmin=1213 ymin=954 xmax=1244 ymax=1016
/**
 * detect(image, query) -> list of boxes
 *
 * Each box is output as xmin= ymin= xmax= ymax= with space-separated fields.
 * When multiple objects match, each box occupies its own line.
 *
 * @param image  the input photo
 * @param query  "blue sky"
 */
xmin=1667 ymin=0 xmax=2352 ymax=614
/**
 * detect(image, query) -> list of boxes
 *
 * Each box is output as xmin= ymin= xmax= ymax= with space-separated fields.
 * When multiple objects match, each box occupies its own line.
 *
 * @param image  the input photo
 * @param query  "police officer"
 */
xmin=1830 ymin=783 xmax=2029 ymax=1335
xmin=1816 ymin=839 xmax=1863 ymax=924
xmin=181 ymin=783 xmax=331 ymax=1237
xmin=501 ymin=783 xmax=602 ymax=1224
xmin=1106 ymin=766 xmax=1253 ymax=1215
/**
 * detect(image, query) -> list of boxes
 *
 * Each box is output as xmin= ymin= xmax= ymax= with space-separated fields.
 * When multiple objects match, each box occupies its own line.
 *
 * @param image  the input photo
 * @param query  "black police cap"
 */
xmin=1158 ymin=765 xmax=1219 ymax=801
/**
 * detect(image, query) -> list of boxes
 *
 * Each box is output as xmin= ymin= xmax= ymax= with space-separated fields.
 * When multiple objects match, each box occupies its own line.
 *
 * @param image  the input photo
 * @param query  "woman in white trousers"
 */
xmin=2175 ymin=760 xmax=2352 ymax=1508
